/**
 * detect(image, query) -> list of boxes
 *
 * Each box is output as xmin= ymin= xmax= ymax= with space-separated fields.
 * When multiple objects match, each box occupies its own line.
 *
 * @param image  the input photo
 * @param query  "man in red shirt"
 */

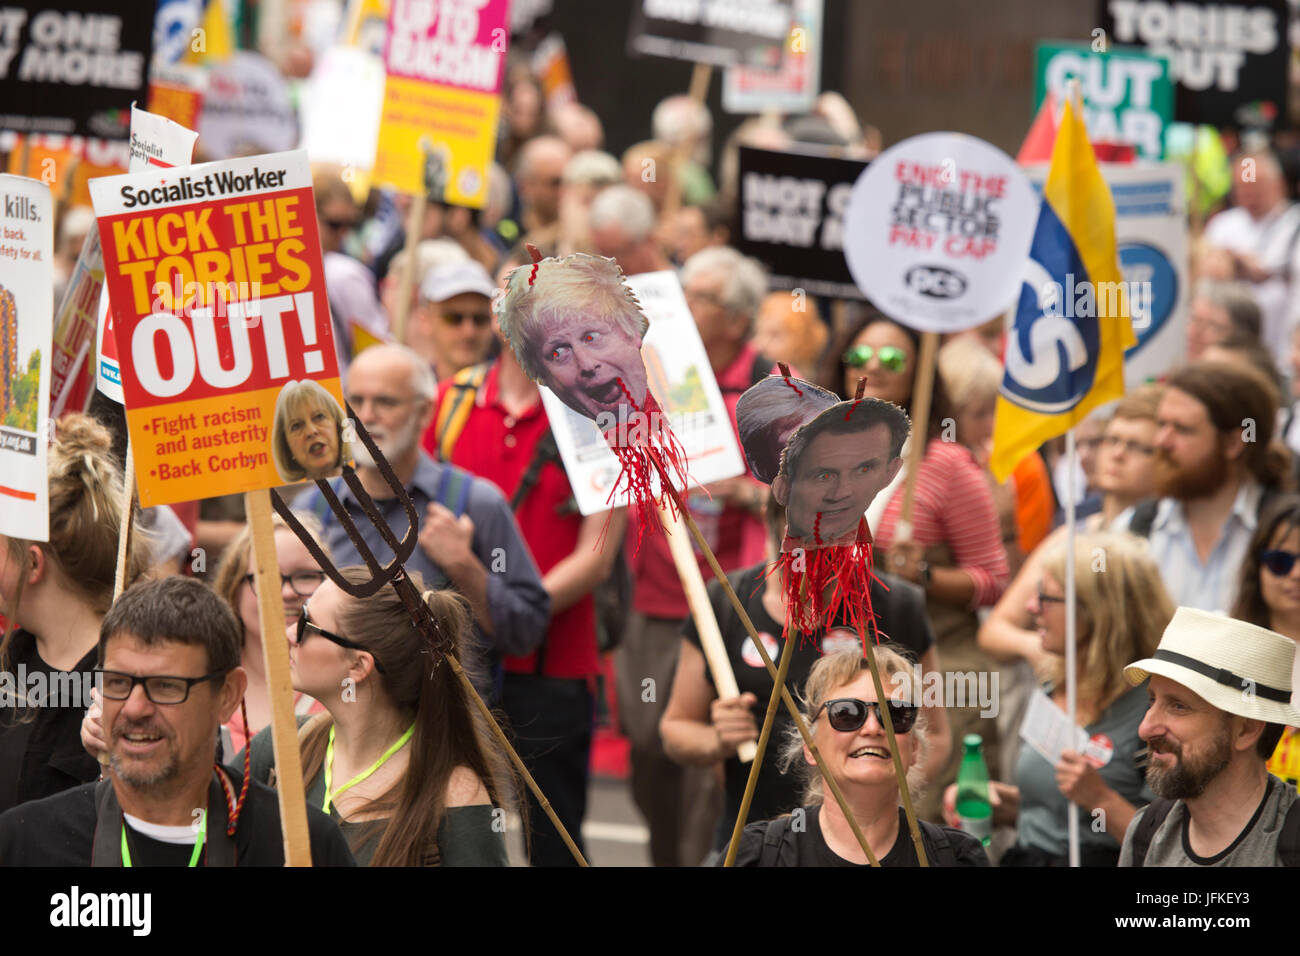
xmin=620 ymin=246 xmax=775 ymax=866
xmin=423 ymin=315 xmax=626 ymax=866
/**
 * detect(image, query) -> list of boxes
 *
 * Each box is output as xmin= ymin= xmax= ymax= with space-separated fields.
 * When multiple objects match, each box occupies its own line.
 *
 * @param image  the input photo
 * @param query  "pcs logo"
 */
xmin=904 ymin=265 xmax=966 ymax=299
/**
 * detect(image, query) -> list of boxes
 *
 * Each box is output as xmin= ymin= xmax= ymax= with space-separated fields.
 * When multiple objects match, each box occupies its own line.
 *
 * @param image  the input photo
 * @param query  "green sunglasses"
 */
xmin=843 ymin=344 xmax=907 ymax=372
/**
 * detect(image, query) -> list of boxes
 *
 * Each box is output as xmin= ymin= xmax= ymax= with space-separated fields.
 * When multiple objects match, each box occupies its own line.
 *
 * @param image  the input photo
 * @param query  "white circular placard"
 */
xmin=843 ymin=132 xmax=1038 ymax=333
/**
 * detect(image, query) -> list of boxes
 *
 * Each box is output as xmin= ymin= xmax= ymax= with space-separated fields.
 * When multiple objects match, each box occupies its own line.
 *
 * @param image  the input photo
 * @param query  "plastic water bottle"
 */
xmin=955 ymin=733 xmax=992 ymax=846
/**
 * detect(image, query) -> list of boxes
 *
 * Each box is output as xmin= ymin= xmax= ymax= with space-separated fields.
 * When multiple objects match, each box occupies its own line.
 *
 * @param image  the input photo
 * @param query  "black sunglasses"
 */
xmin=294 ymin=608 xmax=386 ymax=674
xmin=816 ymin=697 xmax=919 ymax=735
xmin=1260 ymin=549 xmax=1300 ymax=576
xmin=96 ymin=669 xmax=229 ymax=705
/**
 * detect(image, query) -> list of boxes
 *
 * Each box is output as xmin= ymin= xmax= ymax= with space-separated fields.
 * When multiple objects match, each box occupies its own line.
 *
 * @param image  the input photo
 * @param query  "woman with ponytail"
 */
xmin=0 ymin=414 xmax=149 ymax=813
xmin=246 ymin=567 xmax=512 ymax=866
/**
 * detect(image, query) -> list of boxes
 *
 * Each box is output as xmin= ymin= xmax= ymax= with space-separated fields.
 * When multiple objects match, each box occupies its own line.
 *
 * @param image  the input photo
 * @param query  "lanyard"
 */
xmin=121 ymin=810 xmax=206 ymax=867
xmin=323 ymin=722 xmax=415 ymax=813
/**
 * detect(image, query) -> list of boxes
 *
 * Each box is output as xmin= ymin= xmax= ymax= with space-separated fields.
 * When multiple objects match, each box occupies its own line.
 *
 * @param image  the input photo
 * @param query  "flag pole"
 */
xmin=1064 ymin=429 xmax=1080 ymax=868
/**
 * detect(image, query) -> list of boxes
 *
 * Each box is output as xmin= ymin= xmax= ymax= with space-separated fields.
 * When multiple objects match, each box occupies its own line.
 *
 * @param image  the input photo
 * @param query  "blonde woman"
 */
xmin=947 ymin=531 xmax=1173 ymax=866
xmin=0 ymin=414 xmax=149 ymax=813
xmin=272 ymin=379 xmax=350 ymax=482
xmin=726 ymin=647 xmax=987 ymax=867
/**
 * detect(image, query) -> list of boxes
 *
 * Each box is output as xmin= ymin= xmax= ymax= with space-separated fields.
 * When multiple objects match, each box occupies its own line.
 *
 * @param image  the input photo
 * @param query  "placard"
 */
xmin=372 ymin=0 xmax=508 ymax=208
xmin=198 ymin=50 xmax=297 ymax=160
xmin=842 ymin=131 xmax=1038 ymax=333
xmin=0 ymin=2 xmax=152 ymax=139
xmin=0 ymin=175 xmax=53 ymax=540
xmin=541 ymin=270 xmax=746 ymax=515
xmin=737 ymin=145 xmax=866 ymax=300
xmin=1034 ymin=42 xmax=1173 ymax=159
xmin=90 ymin=150 xmax=346 ymax=506
xmin=628 ymin=0 xmax=793 ymax=68
xmin=722 ymin=0 xmax=821 ymax=114
xmin=1100 ymin=0 xmax=1289 ymax=128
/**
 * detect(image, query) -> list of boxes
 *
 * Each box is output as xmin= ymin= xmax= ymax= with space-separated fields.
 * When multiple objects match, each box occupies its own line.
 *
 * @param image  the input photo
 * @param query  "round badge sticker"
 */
xmin=843 ymin=132 xmax=1038 ymax=334
xmin=741 ymin=633 xmax=781 ymax=669
xmin=1082 ymin=733 xmax=1114 ymax=768
xmin=821 ymin=628 xmax=861 ymax=656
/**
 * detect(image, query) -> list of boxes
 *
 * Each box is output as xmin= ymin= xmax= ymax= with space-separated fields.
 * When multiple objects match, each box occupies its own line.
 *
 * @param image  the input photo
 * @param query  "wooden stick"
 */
xmin=661 ymin=63 xmax=712 ymax=223
xmin=245 ymin=488 xmax=313 ymax=866
xmin=723 ymin=625 xmax=795 ymax=865
xmin=443 ymin=652 xmax=590 ymax=866
xmin=390 ymin=191 xmax=427 ymax=344
xmin=896 ymin=330 xmax=939 ymax=538
xmin=113 ymin=441 xmax=136 ymax=601
xmin=657 ymin=480 xmax=879 ymax=864
xmin=657 ymin=495 xmax=756 ymax=763
xmin=861 ymin=638 xmax=928 ymax=866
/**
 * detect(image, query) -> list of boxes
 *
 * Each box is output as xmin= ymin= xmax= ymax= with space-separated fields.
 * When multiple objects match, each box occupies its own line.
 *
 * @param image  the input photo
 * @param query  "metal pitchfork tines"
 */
xmin=269 ymin=406 xmax=590 ymax=865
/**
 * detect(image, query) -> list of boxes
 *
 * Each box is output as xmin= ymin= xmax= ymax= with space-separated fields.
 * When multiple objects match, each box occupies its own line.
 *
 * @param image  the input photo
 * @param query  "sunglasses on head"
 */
xmin=842 ymin=344 xmax=907 ymax=372
xmin=816 ymin=697 xmax=919 ymax=735
xmin=1260 ymin=549 xmax=1300 ymax=576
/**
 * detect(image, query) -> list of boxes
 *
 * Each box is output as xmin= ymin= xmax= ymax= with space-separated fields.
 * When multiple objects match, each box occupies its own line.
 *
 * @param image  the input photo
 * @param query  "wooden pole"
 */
xmin=390 ymin=191 xmax=427 ymax=345
xmin=112 ymin=442 xmax=136 ymax=601
xmin=723 ymin=625 xmax=795 ymax=865
xmin=861 ymin=639 xmax=928 ymax=865
xmin=658 ymin=495 xmax=756 ymax=763
xmin=245 ymin=488 xmax=313 ymax=866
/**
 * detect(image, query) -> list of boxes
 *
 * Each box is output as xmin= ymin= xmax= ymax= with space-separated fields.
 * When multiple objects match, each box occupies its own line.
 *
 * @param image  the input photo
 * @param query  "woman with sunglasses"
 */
xmin=945 ymin=532 xmax=1170 ymax=866
xmin=1231 ymin=494 xmax=1300 ymax=791
xmin=820 ymin=308 xmax=1009 ymax=821
xmin=244 ymin=566 xmax=511 ymax=866
xmin=727 ymin=646 xmax=987 ymax=866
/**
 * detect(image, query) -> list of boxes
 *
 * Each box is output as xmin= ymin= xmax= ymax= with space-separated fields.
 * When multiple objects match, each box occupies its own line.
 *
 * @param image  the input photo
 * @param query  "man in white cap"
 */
xmin=406 ymin=260 xmax=498 ymax=384
xmin=1120 ymin=607 xmax=1300 ymax=866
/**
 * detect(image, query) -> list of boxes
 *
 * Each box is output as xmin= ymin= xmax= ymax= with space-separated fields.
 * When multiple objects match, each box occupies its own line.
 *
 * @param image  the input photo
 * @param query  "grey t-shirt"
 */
xmin=1119 ymin=775 xmax=1297 ymax=866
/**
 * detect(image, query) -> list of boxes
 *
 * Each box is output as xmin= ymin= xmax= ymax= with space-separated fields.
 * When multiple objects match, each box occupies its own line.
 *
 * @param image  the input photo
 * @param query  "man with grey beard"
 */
xmin=1119 ymin=608 xmax=1300 ymax=866
xmin=300 ymin=343 xmax=549 ymax=702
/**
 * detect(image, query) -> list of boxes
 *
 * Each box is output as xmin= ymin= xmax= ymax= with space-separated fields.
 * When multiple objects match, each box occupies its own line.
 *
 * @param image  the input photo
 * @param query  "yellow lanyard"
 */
xmin=322 ymin=722 xmax=415 ymax=813
xmin=122 ymin=810 xmax=206 ymax=867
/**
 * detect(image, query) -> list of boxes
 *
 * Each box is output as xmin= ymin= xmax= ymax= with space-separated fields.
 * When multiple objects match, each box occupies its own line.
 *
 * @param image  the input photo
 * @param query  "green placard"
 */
xmin=1034 ymin=41 xmax=1173 ymax=159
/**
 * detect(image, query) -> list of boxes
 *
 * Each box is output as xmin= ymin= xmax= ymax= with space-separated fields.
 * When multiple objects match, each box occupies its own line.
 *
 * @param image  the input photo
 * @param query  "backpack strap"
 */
xmin=433 ymin=362 xmax=489 ymax=462
xmin=757 ymin=815 xmax=793 ymax=867
xmin=510 ymin=429 xmax=561 ymax=511
xmin=1128 ymin=498 xmax=1159 ymax=538
xmin=1130 ymin=797 xmax=1177 ymax=867
xmin=917 ymin=820 xmax=958 ymax=866
xmin=434 ymin=462 xmax=472 ymax=518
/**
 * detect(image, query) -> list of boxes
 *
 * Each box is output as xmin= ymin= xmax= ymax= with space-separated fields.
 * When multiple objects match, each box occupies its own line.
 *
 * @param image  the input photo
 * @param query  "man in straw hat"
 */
xmin=1120 ymin=607 xmax=1300 ymax=866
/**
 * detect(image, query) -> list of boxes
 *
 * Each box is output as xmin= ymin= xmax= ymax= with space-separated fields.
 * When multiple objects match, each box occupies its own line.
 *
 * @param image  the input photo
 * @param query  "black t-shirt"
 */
xmin=0 ymin=772 xmax=356 ymax=866
xmin=681 ymin=563 xmax=935 ymax=837
xmin=729 ymin=805 xmax=988 ymax=867
xmin=0 ymin=630 xmax=101 ymax=814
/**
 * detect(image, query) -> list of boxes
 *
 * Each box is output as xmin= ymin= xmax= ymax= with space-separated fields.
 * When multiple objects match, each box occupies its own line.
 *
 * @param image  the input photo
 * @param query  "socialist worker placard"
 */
xmin=89 ymin=150 xmax=347 ymax=507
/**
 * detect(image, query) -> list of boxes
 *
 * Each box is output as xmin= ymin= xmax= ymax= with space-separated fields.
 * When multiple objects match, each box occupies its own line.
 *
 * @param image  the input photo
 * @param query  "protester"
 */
xmin=827 ymin=312 xmax=1009 ymax=820
xmin=1230 ymin=494 xmax=1300 ymax=790
xmin=726 ymin=647 xmax=988 ymax=866
xmin=1185 ymin=279 xmax=1264 ymax=361
xmin=947 ymin=532 xmax=1171 ymax=866
xmin=588 ymin=185 xmax=671 ymax=276
xmin=660 ymin=492 xmax=950 ymax=849
xmin=303 ymin=343 xmax=549 ymax=701
xmin=243 ymin=568 xmax=510 ymax=865
xmin=1119 ymin=607 xmax=1300 ymax=866
xmin=315 ymin=165 xmax=388 ymax=364
xmin=750 ymin=291 xmax=828 ymax=379
xmin=557 ymin=149 xmax=624 ymax=255
xmin=425 ymin=252 xmax=629 ymax=865
xmin=1200 ymin=332 xmax=1288 ymax=403
xmin=405 ymin=260 xmax=498 ymax=383
xmin=0 ymin=577 xmax=354 ymax=866
xmin=669 ymin=197 xmax=731 ymax=267
xmin=1132 ymin=360 xmax=1290 ymax=612
xmin=550 ymin=101 xmax=605 ymax=154
xmin=0 ymin=415 xmax=149 ymax=814
xmin=379 ymin=238 xmax=471 ymax=324
xmin=515 ymin=135 xmax=573 ymax=246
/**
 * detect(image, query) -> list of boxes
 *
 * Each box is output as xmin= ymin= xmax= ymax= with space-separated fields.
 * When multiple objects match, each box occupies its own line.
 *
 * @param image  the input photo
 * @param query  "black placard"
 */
xmin=1099 ymin=0 xmax=1288 ymax=128
xmin=737 ymin=145 xmax=867 ymax=300
xmin=627 ymin=0 xmax=793 ymax=68
xmin=0 ymin=2 xmax=152 ymax=140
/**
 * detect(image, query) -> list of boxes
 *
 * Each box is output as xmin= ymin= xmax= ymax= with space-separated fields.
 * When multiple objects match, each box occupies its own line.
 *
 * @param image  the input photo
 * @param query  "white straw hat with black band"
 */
xmin=1124 ymin=607 xmax=1300 ymax=726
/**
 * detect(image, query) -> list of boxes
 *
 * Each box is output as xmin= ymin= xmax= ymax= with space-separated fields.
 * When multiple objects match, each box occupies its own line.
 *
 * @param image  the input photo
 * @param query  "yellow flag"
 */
xmin=990 ymin=98 xmax=1138 ymax=482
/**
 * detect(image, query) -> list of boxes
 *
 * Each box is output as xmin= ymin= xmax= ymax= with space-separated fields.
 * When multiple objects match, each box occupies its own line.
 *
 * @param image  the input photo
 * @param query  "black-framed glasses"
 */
xmin=815 ymin=697 xmax=919 ymax=735
xmin=96 ymin=669 xmax=229 ymax=705
xmin=1260 ymin=549 xmax=1300 ymax=576
xmin=294 ymin=608 xmax=386 ymax=674
xmin=244 ymin=571 xmax=326 ymax=598
xmin=1100 ymin=435 xmax=1155 ymax=457
xmin=843 ymin=344 xmax=907 ymax=372
xmin=1037 ymin=588 xmax=1067 ymax=606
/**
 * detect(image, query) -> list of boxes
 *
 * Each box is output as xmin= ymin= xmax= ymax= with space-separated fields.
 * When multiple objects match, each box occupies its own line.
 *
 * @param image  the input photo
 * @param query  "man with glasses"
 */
xmin=406 ymin=260 xmax=497 ymax=384
xmin=0 ymin=576 xmax=354 ymax=865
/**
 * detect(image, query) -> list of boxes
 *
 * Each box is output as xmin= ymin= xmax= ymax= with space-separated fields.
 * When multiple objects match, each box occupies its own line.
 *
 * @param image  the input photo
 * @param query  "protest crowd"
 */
xmin=3 ymin=0 xmax=1300 ymax=890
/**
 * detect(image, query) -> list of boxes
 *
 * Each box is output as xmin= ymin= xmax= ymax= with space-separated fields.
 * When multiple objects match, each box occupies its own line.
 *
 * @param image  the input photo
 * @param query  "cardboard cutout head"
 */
xmin=772 ymin=397 xmax=909 ymax=545
xmin=496 ymin=253 xmax=651 ymax=425
xmin=736 ymin=375 xmax=840 ymax=485
xmin=272 ymin=379 xmax=350 ymax=482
